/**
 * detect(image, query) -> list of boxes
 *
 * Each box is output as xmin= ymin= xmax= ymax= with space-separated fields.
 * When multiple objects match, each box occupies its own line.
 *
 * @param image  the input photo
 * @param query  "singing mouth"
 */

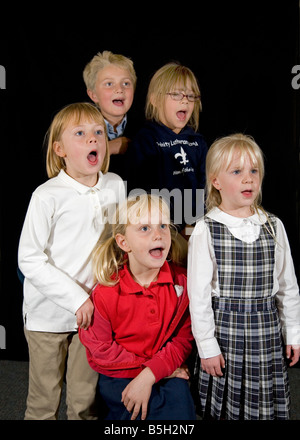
xmin=112 ymin=99 xmax=125 ymax=106
xmin=149 ymin=247 xmax=164 ymax=258
xmin=87 ymin=150 xmax=98 ymax=164
xmin=176 ymin=110 xmax=187 ymax=121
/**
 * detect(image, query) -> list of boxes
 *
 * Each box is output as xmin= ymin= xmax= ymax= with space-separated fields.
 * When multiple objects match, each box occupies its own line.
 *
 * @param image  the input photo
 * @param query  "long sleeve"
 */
xmin=79 ymin=296 xmax=146 ymax=377
xmin=274 ymin=218 xmax=300 ymax=345
xmin=143 ymin=307 xmax=193 ymax=382
xmin=187 ymin=219 xmax=221 ymax=358
xmin=18 ymin=192 xmax=89 ymax=317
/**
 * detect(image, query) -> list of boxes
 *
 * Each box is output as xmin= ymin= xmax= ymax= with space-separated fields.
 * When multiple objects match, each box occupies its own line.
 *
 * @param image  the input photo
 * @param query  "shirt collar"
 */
xmin=105 ymin=115 xmax=127 ymax=140
xmin=119 ymin=261 xmax=173 ymax=294
xmin=207 ymin=207 xmax=268 ymax=226
xmin=57 ymin=169 xmax=103 ymax=194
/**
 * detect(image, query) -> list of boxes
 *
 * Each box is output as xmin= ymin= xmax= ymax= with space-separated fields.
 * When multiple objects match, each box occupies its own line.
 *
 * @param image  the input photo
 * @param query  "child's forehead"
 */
xmin=128 ymin=206 xmax=170 ymax=225
xmin=171 ymin=79 xmax=193 ymax=91
xmin=64 ymin=114 xmax=103 ymax=128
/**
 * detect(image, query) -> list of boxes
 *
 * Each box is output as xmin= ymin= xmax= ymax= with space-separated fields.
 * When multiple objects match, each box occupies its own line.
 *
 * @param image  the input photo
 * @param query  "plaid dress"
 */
xmin=195 ymin=215 xmax=290 ymax=420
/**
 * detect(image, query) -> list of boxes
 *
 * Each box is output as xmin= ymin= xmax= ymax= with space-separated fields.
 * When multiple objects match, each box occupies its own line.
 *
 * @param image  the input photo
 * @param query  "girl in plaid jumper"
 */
xmin=188 ymin=133 xmax=300 ymax=419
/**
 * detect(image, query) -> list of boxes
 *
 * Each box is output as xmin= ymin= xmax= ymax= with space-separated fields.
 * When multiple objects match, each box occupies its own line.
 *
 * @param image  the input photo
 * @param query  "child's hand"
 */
xmin=108 ymin=137 xmax=130 ymax=155
xmin=75 ymin=298 xmax=94 ymax=330
xmin=121 ymin=367 xmax=155 ymax=420
xmin=201 ymin=354 xmax=225 ymax=377
xmin=286 ymin=344 xmax=300 ymax=367
xmin=166 ymin=365 xmax=190 ymax=380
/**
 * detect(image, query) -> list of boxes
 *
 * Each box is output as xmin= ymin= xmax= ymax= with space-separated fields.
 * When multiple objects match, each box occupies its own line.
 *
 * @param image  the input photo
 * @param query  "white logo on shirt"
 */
xmin=175 ymin=147 xmax=189 ymax=165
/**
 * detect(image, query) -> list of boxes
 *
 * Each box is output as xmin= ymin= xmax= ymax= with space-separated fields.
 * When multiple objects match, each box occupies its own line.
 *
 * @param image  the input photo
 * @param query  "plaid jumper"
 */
xmin=195 ymin=215 xmax=290 ymax=420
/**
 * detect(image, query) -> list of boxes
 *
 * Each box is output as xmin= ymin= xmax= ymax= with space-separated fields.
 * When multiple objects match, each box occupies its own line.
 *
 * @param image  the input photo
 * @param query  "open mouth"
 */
xmin=112 ymin=99 xmax=124 ymax=107
xmin=149 ymin=247 xmax=164 ymax=258
xmin=87 ymin=150 xmax=98 ymax=164
xmin=176 ymin=110 xmax=187 ymax=121
xmin=242 ymin=189 xmax=253 ymax=197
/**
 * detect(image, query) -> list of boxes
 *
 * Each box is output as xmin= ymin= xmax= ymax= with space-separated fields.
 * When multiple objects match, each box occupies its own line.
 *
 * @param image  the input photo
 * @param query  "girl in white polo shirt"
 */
xmin=18 ymin=102 xmax=125 ymax=420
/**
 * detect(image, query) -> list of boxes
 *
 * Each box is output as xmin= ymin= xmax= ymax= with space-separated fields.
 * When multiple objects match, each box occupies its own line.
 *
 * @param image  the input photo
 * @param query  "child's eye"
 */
xmin=123 ymin=81 xmax=132 ymax=87
xmin=105 ymin=82 xmax=113 ymax=87
xmin=160 ymin=224 xmax=168 ymax=230
xmin=232 ymin=169 xmax=240 ymax=175
xmin=95 ymin=129 xmax=103 ymax=135
xmin=140 ymin=226 xmax=149 ymax=232
xmin=251 ymin=169 xmax=258 ymax=174
xmin=75 ymin=130 xmax=84 ymax=136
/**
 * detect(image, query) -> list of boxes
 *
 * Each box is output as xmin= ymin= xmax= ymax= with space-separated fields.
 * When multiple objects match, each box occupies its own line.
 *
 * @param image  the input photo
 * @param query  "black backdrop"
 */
xmin=1 ymin=2 xmax=299 ymax=360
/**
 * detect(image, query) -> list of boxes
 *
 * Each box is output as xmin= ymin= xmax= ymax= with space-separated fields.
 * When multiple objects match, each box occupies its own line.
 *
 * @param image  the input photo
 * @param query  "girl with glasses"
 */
xmin=124 ymin=62 xmax=208 ymax=258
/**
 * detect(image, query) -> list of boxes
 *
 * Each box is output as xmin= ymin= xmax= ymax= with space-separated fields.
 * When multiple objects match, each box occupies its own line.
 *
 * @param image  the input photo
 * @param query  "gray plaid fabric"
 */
xmin=195 ymin=215 xmax=290 ymax=420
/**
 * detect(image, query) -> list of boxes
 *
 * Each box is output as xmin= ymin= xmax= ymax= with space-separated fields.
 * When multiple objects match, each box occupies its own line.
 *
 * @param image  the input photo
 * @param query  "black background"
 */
xmin=1 ymin=2 xmax=299 ymax=360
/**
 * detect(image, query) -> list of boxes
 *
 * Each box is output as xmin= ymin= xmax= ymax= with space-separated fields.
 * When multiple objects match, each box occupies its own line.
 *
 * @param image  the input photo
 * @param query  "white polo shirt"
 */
xmin=18 ymin=170 xmax=125 ymax=332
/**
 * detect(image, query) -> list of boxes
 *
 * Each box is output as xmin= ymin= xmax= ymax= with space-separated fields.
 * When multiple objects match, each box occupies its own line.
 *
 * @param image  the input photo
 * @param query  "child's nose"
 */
xmin=88 ymin=135 xmax=97 ymax=144
xmin=243 ymin=172 xmax=253 ymax=182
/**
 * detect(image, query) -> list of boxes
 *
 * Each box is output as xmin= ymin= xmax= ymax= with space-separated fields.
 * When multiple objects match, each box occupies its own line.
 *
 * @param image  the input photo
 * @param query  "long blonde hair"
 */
xmin=45 ymin=102 xmax=110 ymax=178
xmin=145 ymin=62 xmax=202 ymax=132
xmin=205 ymin=133 xmax=265 ymax=213
xmin=205 ymin=133 xmax=276 ymax=237
xmin=92 ymin=193 xmax=184 ymax=286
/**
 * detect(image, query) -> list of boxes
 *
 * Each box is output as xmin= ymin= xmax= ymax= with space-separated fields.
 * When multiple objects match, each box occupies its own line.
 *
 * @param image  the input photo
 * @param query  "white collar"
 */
xmin=207 ymin=207 xmax=268 ymax=227
xmin=57 ymin=169 xmax=103 ymax=194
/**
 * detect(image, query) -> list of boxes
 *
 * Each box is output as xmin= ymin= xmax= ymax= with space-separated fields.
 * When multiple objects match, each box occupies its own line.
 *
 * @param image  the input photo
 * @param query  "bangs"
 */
xmin=60 ymin=103 xmax=105 ymax=132
xmin=224 ymin=144 xmax=260 ymax=171
xmin=165 ymin=65 xmax=200 ymax=94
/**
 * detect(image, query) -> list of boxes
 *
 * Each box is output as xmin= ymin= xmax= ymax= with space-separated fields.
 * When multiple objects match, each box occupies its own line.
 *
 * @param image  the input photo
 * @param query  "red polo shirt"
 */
xmin=79 ymin=261 xmax=193 ymax=382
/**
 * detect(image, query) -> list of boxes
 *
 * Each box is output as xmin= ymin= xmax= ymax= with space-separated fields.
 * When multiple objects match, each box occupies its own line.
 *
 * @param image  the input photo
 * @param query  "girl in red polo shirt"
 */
xmin=79 ymin=193 xmax=195 ymax=420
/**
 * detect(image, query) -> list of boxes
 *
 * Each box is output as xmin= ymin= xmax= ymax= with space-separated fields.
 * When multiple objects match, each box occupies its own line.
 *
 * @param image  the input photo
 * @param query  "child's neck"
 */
xmin=129 ymin=267 xmax=160 ymax=288
xmin=218 ymin=204 xmax=254 ymax=218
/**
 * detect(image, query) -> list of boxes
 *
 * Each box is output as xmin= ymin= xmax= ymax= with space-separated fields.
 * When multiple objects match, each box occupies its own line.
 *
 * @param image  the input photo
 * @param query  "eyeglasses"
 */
xmin=166 ymin=92 xmax=200 ymax=102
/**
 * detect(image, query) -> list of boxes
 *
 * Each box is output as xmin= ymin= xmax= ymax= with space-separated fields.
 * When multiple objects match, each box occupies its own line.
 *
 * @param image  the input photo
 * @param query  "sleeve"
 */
xmin=79 ymin=289 xmax=147 ymax=373
xmin=274 ymin=218 xmax=300 ymax=345
xmin=143 ymin=306 xmax=194 ymax=383
xmin=18 ymin=193 xmax=89 ymax=315
xmin=187 ymin=219 xmax=221 ymax=358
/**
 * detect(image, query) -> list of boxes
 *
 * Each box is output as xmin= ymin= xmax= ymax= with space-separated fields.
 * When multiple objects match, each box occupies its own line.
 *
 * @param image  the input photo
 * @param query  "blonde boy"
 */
xmin=83 ymin=51 xmax=137 ymax=158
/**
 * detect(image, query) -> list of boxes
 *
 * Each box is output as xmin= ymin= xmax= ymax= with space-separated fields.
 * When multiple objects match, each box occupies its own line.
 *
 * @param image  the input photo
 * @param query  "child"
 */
xmin=18 ymin=102 xmax=125 ymax=420
xmin=187 ymin=133 xmax=300 ymax=420
xmin=83 ymin=50 xmax=137 ymax=177
xmin=125 ymin=62 xmax=207 ymax=242
xmin=79 ymin=194 xmax=196 ymax=420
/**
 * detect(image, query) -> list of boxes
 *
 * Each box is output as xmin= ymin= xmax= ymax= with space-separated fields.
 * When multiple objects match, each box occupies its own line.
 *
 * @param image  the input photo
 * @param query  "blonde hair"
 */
xmin=83 ymin=50 xmax=137 ymax=91
xmin=145 ymin=62 xmax=202 ymax=132
xmin=45 ymin=102 xmax=110 ymax=178
xmin=92 ymin=193 xmax=184 ymax=286
xmin=205 ymin=133 xmax=265 ymax=213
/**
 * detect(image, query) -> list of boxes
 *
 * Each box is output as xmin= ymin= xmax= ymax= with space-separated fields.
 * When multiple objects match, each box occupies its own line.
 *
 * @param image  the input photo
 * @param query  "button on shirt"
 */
xmin=18 ymin=170 xmax=125 ymax=332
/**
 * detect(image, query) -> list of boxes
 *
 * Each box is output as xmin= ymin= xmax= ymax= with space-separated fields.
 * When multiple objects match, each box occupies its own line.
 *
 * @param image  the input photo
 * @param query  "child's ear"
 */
xmin=212 ymin=177 xmax=221 ymax=190
xmin=149 ymin=93 xmax=156 ymax=107
xmin=115 ymin=233 xmax=131 ymax=253
xmin=87 ymin=89 xmax=99 ymax=105
xmin=53 ymin=141 xmax=66 ymax=158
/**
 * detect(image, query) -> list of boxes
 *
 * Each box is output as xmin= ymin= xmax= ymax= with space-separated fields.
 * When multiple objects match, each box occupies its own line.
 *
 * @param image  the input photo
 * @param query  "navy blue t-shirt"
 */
xmin=124 ymin=121 xmax=208 ymax=230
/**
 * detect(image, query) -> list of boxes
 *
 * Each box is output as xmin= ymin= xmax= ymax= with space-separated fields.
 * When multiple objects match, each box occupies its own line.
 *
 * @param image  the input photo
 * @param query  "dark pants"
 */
xmin=98 ymin=374 xmax=196 ymax=420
